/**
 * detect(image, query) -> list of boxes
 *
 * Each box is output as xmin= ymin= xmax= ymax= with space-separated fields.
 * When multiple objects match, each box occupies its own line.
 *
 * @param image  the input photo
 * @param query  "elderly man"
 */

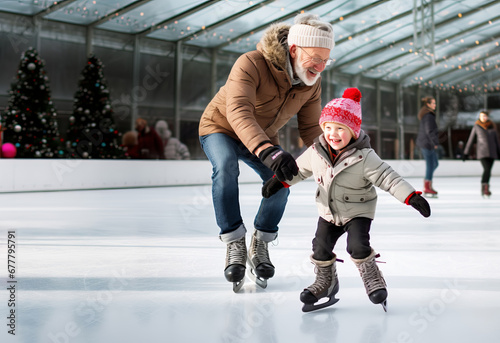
xmin=199 ymin=13 xmax=335 ymax=291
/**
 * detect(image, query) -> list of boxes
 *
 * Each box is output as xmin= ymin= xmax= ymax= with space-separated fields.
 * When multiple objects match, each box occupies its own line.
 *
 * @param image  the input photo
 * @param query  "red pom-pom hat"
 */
xmin=319 ymin=87 xmax=362 ymax=138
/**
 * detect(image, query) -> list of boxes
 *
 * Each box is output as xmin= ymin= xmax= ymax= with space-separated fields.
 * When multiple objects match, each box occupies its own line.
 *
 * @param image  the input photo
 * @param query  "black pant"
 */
xmin=312 ymin=217 xmax=372 ymax=261
xmin=480 ymin=158 xmax=494 ymax=184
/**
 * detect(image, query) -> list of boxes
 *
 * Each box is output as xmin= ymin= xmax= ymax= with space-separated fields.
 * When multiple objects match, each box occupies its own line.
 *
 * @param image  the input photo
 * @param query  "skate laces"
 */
xmin=271 ymin=236 xmax=279 ymax=247
xmin=227 ymin=238 xmax=247 ymax=265
xmin=359 ymin=257 xmax=386 ymax=293
xmin=251 ymin=237 xmax=271 ymax=265
xmin=374 ymin=253 xmax=386 ymax=263
xmin=309 ymin=264 xmax=336 ymax=294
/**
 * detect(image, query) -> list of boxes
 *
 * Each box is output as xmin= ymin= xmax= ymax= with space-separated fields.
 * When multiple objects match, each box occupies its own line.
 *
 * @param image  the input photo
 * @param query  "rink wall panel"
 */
xmin=0 ymin=159 xmax=498 ymax=192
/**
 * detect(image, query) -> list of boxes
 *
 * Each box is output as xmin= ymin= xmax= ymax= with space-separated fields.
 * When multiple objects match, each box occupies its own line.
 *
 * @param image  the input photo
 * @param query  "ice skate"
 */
xmin=482 ymin=183 xmax=491 ymax=198
xmin=352 ymin=249 xmax=388 ymax=312
xmin=300 ymin=255 xmax=341 ymax=312
xmin=224 ymin=236 xmax=247 ymax=292
xmin=247 ymin=230 xmax=276 ymax=289
xmin=423 ymin=180 xmax=438 ymax=198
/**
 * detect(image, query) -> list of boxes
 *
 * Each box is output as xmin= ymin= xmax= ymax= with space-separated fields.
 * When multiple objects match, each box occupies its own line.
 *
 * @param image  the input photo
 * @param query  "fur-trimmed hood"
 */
xmin=257 ymin=22 xmax=290 ymax=70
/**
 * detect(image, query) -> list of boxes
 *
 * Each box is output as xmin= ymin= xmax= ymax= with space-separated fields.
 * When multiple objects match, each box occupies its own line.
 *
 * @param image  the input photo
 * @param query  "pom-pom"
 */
xmin=342 ymin=88 xmax=362 ymax=103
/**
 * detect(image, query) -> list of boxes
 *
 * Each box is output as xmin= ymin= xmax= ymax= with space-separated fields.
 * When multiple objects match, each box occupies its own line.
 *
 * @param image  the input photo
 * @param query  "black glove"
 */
xmin=262 ymin=177 xmax=285 ymax=198
xmin=408 ymin=192 xmax=431 ymax=218
xmin=259 ymin=146 xmax=298 ymax=181
xmin=462 ymin=154 xmax=468 ymax=162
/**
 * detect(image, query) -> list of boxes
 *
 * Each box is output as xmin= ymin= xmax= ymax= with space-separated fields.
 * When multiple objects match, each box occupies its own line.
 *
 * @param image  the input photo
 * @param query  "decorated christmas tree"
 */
xmin=1 ymin=47 xmax=63 ymax=158
xmin=65 ymin=55 xmax=125 ymax=159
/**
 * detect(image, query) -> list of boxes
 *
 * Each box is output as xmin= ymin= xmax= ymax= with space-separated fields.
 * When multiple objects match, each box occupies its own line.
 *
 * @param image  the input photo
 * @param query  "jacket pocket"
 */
xmin=340 ymin=189 xmax=377 ymax=220
xmin=342 ymin=191 xmax=376 ymax=203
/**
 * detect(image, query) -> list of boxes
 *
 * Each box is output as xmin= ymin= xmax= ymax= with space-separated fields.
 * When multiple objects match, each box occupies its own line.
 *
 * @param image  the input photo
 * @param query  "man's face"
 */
xmin=291 ymin=45 xmax=331 ymax=86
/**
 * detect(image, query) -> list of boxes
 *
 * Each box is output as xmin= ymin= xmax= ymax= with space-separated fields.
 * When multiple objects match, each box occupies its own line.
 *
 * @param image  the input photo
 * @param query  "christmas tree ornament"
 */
xmin=2 ymin=143 xmax=17 ymax=158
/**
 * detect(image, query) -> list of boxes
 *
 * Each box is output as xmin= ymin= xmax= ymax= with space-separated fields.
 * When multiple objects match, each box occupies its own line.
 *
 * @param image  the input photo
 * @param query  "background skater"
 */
xmin=416 ymin=96 xmax=440 ymax=197
xmin=463 ymin=110 xmax=500 ymax=197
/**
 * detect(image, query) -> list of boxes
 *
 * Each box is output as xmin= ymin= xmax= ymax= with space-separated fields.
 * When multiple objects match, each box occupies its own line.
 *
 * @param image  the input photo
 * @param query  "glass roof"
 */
xmin=147 ymin=0 xmax=274 ymax=45
xmin=98 ymin=0 xmax=208 ymax=34
xmin=43 ymin=0 xmax=136 ymax=25
xmin=0 ymin=0 xmax=61 ymax=15
xmin=1 ymin=0 xmax=499 ymax=91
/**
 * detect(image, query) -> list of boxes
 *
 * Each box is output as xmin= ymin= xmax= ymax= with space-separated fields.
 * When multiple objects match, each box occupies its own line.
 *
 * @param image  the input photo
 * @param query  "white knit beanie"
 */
xmin=288 ymin=13 xmax=335 ymax=50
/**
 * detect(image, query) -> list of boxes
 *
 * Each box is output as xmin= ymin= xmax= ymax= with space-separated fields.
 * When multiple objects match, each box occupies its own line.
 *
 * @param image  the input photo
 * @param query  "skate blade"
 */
xmin=248 ymin=268 xmax=267 ymax=289
xmin=302 ymin=296 xmax=339 ymax=313
xmin=232 ymin=279 xmax=245 ymax=293
xmin=381 ymin=300 xmax=388 ymax=312
xmin=423 ymin=193 xmax=438 ymax=198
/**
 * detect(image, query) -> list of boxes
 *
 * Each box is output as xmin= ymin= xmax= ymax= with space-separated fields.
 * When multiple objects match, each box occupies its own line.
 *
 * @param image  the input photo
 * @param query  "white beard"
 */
xmin=293 ymin=51 xmax=321 ymax=86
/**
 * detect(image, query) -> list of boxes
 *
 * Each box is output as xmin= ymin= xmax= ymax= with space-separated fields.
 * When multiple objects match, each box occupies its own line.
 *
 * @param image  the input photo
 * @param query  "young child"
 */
xmin=262 ymin=88 xmax=430 ymax=312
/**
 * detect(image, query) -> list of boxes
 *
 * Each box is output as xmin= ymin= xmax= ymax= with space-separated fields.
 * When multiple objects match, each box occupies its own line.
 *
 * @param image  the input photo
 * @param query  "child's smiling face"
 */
xmin=323 ymin=122 xmax=354 ymax=150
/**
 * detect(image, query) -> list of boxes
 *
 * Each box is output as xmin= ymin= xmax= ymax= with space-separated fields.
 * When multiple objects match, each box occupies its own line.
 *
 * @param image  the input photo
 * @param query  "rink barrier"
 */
xmin=0 ymin=159 xmax=498 ymax=193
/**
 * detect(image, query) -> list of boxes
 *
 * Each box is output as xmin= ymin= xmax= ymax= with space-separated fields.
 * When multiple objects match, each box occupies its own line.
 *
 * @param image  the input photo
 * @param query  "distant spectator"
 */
xmin=454 ymin=141 xmax=464 ymax=160
xmin=463 ymin=110 xmax=500 ymax=197
xmin=437 ymin=144 xmax=446 ymax=159
xmin=121 ymin=130 xmax=140 ymax=159
xmin=135 ymin=118 xmax=165 ymax=159
xmin=155 ymin=120 xmax=190 ymax=160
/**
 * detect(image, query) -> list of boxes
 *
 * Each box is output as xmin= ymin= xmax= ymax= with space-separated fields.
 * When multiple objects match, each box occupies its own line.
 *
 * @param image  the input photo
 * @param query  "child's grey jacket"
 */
xmin=287 ymin=130 xmax=415 ymax=225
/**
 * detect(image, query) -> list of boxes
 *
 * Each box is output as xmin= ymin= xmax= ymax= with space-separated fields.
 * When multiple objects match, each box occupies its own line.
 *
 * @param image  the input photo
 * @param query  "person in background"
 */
xmin=155 ymin=120 xmax=190 ymax=160
xmin=199 ymin=13 xmax=335 ymax=291
xmin=416 ymin=96 xmax=439 ymax=197
xmin=463 ymin=110 xmax=500 ymax=197
xmin=121 ymin=130 xmax=139 ymax=159
xmin=454 ymin=140 xmax=465 ymax=160
xmin=135 ymin=118 xmax=165 ymax=159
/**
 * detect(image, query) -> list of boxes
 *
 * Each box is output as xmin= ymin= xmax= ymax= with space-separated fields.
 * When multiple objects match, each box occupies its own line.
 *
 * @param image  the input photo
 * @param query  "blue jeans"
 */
xmin=200 ymin=133 xmax=290 ymax=241
xmin=420 ymin=148 xmax=439 ymax=181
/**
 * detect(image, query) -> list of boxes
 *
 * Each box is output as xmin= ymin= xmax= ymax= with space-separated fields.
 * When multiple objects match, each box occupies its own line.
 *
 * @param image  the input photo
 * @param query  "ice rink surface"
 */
xmin=1 ymin=176 xmax=500 ymax=343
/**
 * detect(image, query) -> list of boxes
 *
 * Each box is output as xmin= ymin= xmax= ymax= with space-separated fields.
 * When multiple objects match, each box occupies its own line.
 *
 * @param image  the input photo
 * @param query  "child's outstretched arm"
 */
xmin=405 ymin=191 xmax=431 ymax=217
